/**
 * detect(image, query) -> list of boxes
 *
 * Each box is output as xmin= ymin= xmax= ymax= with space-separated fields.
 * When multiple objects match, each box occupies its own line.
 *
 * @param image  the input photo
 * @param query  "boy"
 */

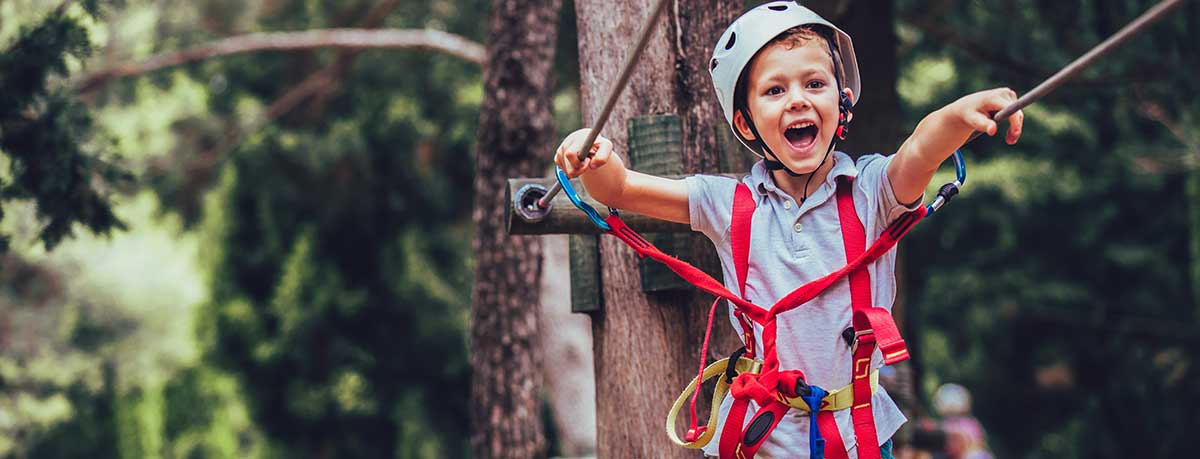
xmin=554 ymin=2 xmax=1023 ymax=458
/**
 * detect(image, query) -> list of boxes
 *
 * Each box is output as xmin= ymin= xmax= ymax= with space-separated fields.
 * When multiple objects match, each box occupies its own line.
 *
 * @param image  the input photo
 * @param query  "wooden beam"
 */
xmin=505 ymin=174 xmax=740 ymax=235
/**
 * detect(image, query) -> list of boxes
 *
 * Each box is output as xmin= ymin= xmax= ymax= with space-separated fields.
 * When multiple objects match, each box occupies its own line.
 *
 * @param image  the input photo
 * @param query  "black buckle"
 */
xmin=724 ymin=347 xmax=747 ymax=384
xmin=793 ymin=377 xmax=812 ymax=398
xmin=841 ymin=326 xmax=855 ymax=347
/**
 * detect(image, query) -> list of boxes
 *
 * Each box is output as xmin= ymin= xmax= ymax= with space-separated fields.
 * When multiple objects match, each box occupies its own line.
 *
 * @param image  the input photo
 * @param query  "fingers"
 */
xmin=986 ymin=88 xmax=1022 ymax=145
xmin=554 ymin=129 xmax=612 ymax=178
xmin=1005 ymin=109 xmax=1024 ymax=145
xmin=967 ymin=88 xmax=1020 ymax=138
xmin=590 ymin=137 xmax=613 ymax=169
xmin=982 ymin=88 xmax=1018 ymax=113
xmin=965 ymin=111 xmax=997 ymax=136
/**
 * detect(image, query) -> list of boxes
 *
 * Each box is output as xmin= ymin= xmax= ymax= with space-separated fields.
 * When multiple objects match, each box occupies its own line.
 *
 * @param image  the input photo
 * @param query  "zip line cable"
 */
xmin=968 ymin=0 xmax=1184 ymax=143
xmin=532 ymin=0 xmax=671 ymax=211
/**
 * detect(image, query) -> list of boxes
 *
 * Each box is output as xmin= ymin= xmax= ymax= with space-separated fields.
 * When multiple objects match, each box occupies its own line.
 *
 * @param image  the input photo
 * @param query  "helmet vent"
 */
xmin=710 ymin=58 xmax=718 ymax=70
xmin=724 ymin=32 xmax=736 ymax=50
xmin=768 ymin=4 xmax=788 ymax=11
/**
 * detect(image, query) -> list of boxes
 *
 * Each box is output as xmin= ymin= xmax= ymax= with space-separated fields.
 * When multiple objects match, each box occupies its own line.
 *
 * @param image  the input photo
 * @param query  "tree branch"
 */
xmin=74 ymin=28 xmax=485 ymax=93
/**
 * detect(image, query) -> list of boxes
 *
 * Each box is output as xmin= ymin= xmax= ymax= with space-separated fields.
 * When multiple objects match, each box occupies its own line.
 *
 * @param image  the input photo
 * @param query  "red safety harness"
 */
xmin=605 ymin=175 xmax=924 ymax=459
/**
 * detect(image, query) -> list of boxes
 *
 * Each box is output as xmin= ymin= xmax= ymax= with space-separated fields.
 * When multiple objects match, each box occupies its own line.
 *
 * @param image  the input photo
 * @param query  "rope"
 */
xmin=969 ymin=0 xmax=1185 ymax=142
xmin=537 ymin=0 xmax=671 ymax=209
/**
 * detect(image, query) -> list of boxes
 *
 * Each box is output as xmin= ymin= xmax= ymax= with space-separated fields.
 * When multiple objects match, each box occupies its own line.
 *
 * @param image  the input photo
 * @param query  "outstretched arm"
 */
xmin=888 ymin=88 xmax=1025 ymax=204
xmin=555 ymin=128 xmax=690 ymax=224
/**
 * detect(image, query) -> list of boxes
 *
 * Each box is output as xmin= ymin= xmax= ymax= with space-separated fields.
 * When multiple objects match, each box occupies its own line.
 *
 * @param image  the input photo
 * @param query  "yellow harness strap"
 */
xmin=665 ymin=357 xmax=879 ymax=449
xmin=666 ymin=357 xmax=760 ymax=448
xmin=779 ymin=369 xmax=879 ymax=413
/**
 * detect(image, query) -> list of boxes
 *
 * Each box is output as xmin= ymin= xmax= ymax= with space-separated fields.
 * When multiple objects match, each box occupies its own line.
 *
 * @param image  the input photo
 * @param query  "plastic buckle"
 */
xmin=793 ymin=376 xmax=812 ymax=398
xmin=685 ymin=426 xmax=707 ymax=443
xmin=724 ymin=347 xmax=747 ymax=384
xmin=555 ymin=167 xmax=612 ymax=231
xmin=841 ymin=326 xmax=855 ymax=347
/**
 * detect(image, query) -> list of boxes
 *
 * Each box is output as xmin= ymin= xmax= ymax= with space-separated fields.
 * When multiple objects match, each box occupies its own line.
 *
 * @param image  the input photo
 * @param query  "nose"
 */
xmin=786 ymin=91 xmax=809 ymax=112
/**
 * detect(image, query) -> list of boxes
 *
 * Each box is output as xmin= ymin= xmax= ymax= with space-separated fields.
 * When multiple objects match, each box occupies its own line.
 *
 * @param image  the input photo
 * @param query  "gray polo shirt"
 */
xmin=688 ymin=151 xmax=920 ymax=459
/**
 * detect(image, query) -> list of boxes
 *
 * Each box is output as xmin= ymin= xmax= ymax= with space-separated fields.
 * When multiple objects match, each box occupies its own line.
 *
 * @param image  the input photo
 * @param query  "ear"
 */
xmin=842 ymin=88 xmax=855 ymax=124
xmin=733 ymin=109 xmax=757 ymax=141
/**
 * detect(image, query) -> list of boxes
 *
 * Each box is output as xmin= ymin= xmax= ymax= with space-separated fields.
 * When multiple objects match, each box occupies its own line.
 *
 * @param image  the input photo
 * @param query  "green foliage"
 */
xmin=0 ymin=4 xmax=131 ymax=251
xmin=2 ymin=0 xmax=498 ymax=457
xmin=163 ymin=1 xmax=489 ymax=456
xmin=898 ymin=0 xmax=1200 ymax=456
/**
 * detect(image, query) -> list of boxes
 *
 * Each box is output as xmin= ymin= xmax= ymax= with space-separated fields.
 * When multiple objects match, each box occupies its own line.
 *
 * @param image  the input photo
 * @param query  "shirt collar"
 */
xmin=746 ymin=151 xmax=860 ymax=198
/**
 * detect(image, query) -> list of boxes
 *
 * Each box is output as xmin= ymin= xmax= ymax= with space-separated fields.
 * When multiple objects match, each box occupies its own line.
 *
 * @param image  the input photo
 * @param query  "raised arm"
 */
xmin=888 ymin=88 xmax=1024 ymax=204
xmin=554 ymin=128 xmax=690 ymax=224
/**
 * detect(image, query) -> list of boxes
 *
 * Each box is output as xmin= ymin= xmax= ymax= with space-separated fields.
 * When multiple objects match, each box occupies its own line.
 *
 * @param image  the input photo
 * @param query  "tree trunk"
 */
xmin=469 ymin=1 xmax=561 ymax=458
xmin=574 ymin=1 xmax=739 ymax=457
xmin=539 ymin=235 xmax=597 ymax=456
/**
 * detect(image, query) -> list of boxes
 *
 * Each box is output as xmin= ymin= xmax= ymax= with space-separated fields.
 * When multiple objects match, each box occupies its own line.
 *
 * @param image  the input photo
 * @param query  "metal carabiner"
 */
xmin=926 ymin=149 xmax=967 ymax=215
xmin=555 ymin=166 xmax=614 ymax=231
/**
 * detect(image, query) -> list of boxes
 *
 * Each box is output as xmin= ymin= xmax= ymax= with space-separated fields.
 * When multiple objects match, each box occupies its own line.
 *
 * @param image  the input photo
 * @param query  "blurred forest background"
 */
xmin=0 ymin=0 xmax=1196 ymax=458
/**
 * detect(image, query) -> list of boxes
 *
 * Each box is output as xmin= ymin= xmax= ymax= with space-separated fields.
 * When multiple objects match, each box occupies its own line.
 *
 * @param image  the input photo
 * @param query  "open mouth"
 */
xmin=784 ymin=123 xmax=818 ymax=150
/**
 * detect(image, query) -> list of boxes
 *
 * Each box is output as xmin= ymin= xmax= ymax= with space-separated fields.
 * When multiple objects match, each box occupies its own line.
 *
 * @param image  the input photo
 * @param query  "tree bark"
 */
xmin=469 ymin=1 xmax=561 ymax=458
xmin=574 ymin=1 xmax=739 ymax=457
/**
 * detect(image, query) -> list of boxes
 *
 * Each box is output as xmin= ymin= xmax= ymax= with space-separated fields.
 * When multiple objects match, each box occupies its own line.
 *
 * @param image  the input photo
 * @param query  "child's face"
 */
xmin=734 ymin=39 xmax=847 ymax=176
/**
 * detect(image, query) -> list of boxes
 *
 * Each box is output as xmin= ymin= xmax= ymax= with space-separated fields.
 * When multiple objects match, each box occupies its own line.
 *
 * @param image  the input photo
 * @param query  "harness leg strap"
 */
xmin=721 ymin=401 xmax=790 ymax=459
xmin=816 ymin=411 xmax=848 ymax=459
xmin=851 ymin=334 xmax=881 ymax=459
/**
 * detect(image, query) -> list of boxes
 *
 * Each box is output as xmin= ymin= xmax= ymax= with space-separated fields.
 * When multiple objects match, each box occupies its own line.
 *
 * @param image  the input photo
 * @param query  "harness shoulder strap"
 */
xmin=732 ymin=183 xmax=755 ymax=296
xmin=836 ymin=177 xmax=872 ymax=310
xmin=730 ymin=183 xmax=760 ymax=356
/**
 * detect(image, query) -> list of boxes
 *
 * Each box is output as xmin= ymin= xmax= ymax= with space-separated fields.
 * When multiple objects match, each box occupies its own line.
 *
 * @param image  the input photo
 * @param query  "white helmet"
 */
xmin=710 ymin=1 xmax=860 ymax=152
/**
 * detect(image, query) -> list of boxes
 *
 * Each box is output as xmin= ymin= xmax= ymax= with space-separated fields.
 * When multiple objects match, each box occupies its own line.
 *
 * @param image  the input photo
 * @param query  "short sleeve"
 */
xmin=685 ymin=174 xmax=740 ymax=243
xmin=855 ymin=154 xmax=924 ymax=226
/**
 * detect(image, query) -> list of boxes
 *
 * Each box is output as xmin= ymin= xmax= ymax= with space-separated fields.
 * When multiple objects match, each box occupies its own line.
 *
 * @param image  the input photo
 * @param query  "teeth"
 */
xmin=786 ymin=121 xmax=814 ymax=130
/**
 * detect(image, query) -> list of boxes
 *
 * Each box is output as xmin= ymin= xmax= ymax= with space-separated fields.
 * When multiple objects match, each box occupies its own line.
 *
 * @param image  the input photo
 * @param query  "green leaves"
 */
xmin=0 ymin=5 xmax=130 ymax=251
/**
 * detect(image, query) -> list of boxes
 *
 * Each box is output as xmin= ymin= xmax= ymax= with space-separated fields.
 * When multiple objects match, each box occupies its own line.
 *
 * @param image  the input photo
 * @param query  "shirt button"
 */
xmin=783 ymin=200 xmax=793 ymax=210
xmin=793 ymin=222 xmax=803 ymax=233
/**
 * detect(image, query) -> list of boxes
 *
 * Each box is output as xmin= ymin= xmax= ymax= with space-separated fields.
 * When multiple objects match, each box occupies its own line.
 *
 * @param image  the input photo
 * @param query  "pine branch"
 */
xmin=74 ymin=28 xmax=486 ymax=93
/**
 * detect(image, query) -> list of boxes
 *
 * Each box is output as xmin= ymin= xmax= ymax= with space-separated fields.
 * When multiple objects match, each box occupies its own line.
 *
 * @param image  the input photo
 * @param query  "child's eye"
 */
xmin=765 ymin=86 xmax=784 ymax=96
xmin=806 ymin=80 xmax=826 ymax=89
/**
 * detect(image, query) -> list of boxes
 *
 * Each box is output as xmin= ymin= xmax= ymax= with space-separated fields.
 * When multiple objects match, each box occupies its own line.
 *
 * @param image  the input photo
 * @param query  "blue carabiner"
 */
xmin=926 ymin=149 xmax=968 ymax=215
xmin=555 ymin=167 xmax=612 ymax=231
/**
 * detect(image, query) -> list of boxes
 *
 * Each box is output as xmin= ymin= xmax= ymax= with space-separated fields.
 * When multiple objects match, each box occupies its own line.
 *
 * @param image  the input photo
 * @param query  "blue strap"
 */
xmin=802 ymin=385 xmax=829 ymax=459
xmin=555 ymin=166 xmax=612 ymax=231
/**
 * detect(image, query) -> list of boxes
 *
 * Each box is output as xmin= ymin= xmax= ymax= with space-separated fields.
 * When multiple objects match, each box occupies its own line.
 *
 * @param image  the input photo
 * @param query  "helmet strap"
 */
xmin=739 ymin=108 xmax=836 ymax=204
xmin=740 ymin=108 xmax=804 ymax=177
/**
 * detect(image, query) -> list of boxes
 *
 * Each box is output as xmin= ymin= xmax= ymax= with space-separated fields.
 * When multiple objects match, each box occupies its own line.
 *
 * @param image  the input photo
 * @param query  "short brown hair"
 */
xmin=768 ymin=25 xmax=828 ymax=51
xmin=733 ymin=25 xmax=837 ymax=115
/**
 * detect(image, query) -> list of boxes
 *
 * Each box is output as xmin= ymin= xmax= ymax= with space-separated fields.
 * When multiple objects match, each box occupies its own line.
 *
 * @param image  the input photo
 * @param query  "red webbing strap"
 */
xmin=838 ymin=177 xmax=881 ymax=459
xmin=731 ymin=184 xmax=759 ymax=356
xmin=604 ymin=215 xmax=763 ymax=315
xmin=718 ymin=183 xmax=761 ymax=459
xmin=724 ymin=400 xmax=790 ymax=459
xmin=854 ymin=308 xmax=910 ymax=365
xmin=836 ymin=177 xmax=886 ymax=459
xmin=732 ymin=184 xmax=754 ymax=296
xmin=765 ymin=202 xmax=926 ymax=319
xmin=719 ymin=396 xmax=751 ymax=458
xmin=836 ymin=177 xmax=873 ymax=316
xmin=817 ymin=411 xmax=849 ymax=459
xmin=603 ymin=207 xmax=928 ymax=326
xmin=850 ymin=334 xmax=881 ymax=459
